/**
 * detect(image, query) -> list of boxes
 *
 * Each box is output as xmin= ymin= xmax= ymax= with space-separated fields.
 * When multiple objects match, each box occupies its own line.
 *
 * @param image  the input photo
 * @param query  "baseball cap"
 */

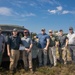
xmin=13 ymin=28 xmax=18 ymax=32
xmin=69 ymin=27 xmax=73 ymax=30
xmin=59 ymin=29 xmax=63 ymax=32
xmin=49 ymin=30 xmax=53 ymax=33
xmin=41 ymin=28 xmax=45 ymax=31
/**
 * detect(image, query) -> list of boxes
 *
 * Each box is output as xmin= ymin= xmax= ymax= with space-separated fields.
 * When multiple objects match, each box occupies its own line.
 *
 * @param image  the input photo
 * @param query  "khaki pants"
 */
xmin=49 ymin=47 xmax=57 ymax=66
xmin=10 ymin=50 xmax=20 ymax=71
xmin=22 ymin=50 xmax=32 ymax=69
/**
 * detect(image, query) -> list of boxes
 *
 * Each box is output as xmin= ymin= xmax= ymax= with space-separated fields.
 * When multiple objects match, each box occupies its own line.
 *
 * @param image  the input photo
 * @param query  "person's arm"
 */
xmin=7 ymin=44 xmax=11 ymax=56
xmin=44 ymin=36 xmax=50 ymax=50
xmin=7 ymin=37 xmax=11 ymax=56
xmin=2 ymin=35 xmax=5 ymax=53
xmin=27 ymin=38 xmax=33 ymax=52
xmin=65 ymin=37 xmax=69 ymax=48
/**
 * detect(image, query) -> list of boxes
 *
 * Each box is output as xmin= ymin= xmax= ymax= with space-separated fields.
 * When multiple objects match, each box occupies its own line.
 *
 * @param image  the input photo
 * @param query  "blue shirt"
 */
xmin=36 ymin=33 xmax=49 ymax=49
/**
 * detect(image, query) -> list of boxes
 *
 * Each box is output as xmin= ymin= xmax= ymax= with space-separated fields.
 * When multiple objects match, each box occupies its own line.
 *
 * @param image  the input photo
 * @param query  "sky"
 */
xmin=0 ymin=0 xmax=75 ymax=33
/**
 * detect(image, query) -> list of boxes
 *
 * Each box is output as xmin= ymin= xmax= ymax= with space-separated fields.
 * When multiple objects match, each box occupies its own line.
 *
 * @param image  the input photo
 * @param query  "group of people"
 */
xmin=0 ymin=27 xmax=75 ymax=74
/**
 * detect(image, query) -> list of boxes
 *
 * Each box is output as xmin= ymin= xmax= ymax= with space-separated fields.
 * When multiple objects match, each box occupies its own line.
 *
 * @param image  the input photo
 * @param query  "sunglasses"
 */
xmin=69 ymin=29 xmax=73 ymax=30
xmin=49 ymin=32 xmax=52 ymax=33
xmin=24 ymin=32 xmax=28 ymax=33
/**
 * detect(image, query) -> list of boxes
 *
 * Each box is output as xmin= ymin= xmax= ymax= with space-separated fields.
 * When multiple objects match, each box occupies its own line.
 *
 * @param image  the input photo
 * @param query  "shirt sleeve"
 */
xmin=30 ymin=38 xmax=33 ymax=45
xmin=2 ymin=35 xmax=5 ymax=43
xmin=7 ymin=37 xmax=10 ymax=45
xmin=19 ymin=37 xmax=22 ymax=44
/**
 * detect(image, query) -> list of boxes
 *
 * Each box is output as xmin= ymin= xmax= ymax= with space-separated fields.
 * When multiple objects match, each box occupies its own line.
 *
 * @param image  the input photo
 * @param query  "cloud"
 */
xmin=48 ymin=6 xmax=75 ymax=15
xmin=48 ymin=9 xmax=57 ymax=14
xmin=62 ymin=10 xmax=69 ymax=14
xmin=48 ymin=6 xmax=62 ymax=14
xmin=21 ymin=13 xmax=36 ymax=17
xmin=0 ymin=7 xmax=12 ymax=16
xmin=56 ymin=6 xmax=62 ymax=11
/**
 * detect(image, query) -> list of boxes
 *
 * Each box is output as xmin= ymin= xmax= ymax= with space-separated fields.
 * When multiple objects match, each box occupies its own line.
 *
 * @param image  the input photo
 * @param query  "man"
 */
xmin=48 ymin=30 xmax=57 ymax=66
xmin=0 ymin=27 xmax=5 ymax=66
xmin=21 ymin=29 xmax=33 ymax=72
xmin=67 ymin=27 xmax=75 ymax=62
xmin=7 ymin=28 xmax=22 ymax=73
xmin=57 ymin=30 xmax=68 ymax=64
xmin=36 ymin=28 xmax=50 ymax=66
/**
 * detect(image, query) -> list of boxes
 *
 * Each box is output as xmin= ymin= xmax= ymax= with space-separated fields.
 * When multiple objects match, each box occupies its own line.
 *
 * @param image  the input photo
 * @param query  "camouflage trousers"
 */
xmin=56 ymin=47 xmax=71 ymax=64
xmin=22 ymin=50 xmax=32 ymax=69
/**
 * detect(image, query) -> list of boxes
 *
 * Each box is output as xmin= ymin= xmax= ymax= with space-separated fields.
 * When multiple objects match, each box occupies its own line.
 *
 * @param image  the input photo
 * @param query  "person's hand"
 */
xmin=25 ymin=48 xmax=29 ymax=51
xmin=44 ymin=47 xmax=48 ymax=51
xmin=8 ymin=52 xmax=10 ymax=56
xmin=2 ymin=49 xmax=4 ymax=54
xmin=27 ymin=49 xmax=31 ymax=53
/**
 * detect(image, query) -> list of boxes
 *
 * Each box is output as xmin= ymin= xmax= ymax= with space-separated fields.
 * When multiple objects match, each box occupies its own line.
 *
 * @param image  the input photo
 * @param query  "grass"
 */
xmin=0 ymin=63 xmax=75 ymax=75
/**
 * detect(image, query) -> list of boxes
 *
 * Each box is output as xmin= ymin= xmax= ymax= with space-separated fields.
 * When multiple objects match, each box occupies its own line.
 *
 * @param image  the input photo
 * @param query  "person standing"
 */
xmin=7 ymin=28 xmax=22 ymax=73
xmin=21 ymin=29 xmax=33 ymax=72
xmin=67 ymin=27 xmax=75 ymax=63
xmin=57 ymin=30 xmax=68 ymax=64
xmin=0 ymin=27 xmax=5 ymax=66
xmin=48 ymin=30 xmax=57 ymax=67
xmin=36 ymin=28 xmax=50 ymax=66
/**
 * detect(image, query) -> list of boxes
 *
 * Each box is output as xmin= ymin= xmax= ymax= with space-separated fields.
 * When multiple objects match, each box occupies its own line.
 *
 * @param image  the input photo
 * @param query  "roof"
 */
xmin=0 ymin=24 xmax=26 ymax=32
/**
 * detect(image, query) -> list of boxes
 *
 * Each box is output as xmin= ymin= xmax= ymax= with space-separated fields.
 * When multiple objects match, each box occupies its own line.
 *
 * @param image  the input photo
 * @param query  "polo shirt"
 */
xmin=36 ymin=33 xmax=49 ymax=48
xmin=49 ymin=35 xmax=57 ymax=47
xmin=7 ymin=36 xmax=22 ymax=50
xmin=0 ymin=34 xmax=5 ymax=52
xmin=58 ymin=35 xmax=67 ymax=47
xmin=67 ymin=33 xmax=75 ymax=45
xmin=21 ymin=36 xmax=33 ymax=48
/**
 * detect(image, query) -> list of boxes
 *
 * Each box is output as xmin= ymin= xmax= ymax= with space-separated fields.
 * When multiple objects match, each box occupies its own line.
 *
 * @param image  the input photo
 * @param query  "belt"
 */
xmin=68 ymin=44 xmax=75 ymax=46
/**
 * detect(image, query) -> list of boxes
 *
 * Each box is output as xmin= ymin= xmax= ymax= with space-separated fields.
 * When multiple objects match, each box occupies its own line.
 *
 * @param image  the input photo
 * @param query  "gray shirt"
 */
xmin=21 ymin=36 xmax=33 ymax=48
xmin=0 ymin=34 xmax=5 ymax=52
xmin=58 ymin=35 xmax=67 ymax=47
